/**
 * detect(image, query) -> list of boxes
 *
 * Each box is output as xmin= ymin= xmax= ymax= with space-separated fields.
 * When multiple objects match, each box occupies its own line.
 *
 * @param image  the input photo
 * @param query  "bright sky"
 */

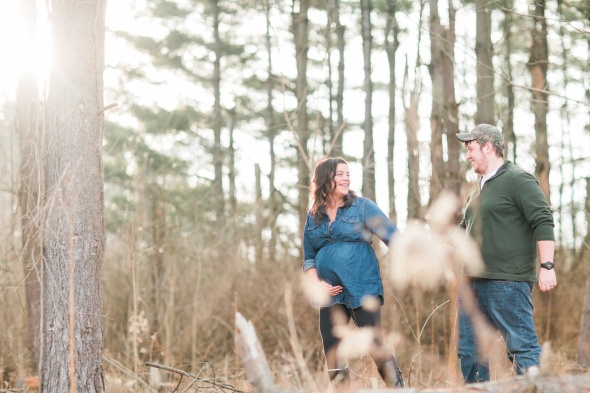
xmin=0 ymin=1 xmax=28 ymax=94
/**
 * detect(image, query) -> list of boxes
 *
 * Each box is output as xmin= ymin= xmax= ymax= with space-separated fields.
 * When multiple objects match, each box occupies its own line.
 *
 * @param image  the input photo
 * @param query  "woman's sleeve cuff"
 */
xmin=302 ymin=259 xmax=316 ymax=271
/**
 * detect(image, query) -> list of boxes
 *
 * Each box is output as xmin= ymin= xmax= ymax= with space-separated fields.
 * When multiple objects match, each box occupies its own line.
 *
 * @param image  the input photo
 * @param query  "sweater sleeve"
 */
xmin=511 ymin=171 xmax=555 ymax=241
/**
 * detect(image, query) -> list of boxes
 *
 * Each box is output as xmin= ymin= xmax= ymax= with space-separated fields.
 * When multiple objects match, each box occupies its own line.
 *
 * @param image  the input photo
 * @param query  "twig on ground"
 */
xmin=103 ymin=355 xmax=157 ymax=392
xmin=145 ymin=361 xmax=249 ymax=393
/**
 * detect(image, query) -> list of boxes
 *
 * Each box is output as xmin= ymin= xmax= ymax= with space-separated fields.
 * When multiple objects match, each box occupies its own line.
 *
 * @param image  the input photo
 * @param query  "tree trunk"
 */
xmin=403 ymin=72 xmax=421 ymax=222
xmin=264 ymin=0 xmax=277 ymax=262
xmin=475 ymin=0 xmax=495 ymax=125
xmin=578 ymin=178 xmax=590 ymax=365
xmin=385 ymin=0 xmax=399 ymax=222
xmin=557 ymin=0 xmax=574 ymax=250
xmin=255 ymin=164 xmax=264 ymax=263
xmin=147 ymin=186 xmax=166 ymax=337
xmin=529 ymin=0 xmax=550 ymax=204
xmin=439 ymin=1 xmax=462 ymax=379
xmin=403 ymin=1 xmax=425 ymax=220
xmin=334 ymin=0 xmax=346 ymax=158
xmin=361 ymin=0 xmax=376 ymax=201
xmin=325 ymin=2 xmax=335 ymax=156
xmin=502 ymin=0 xmax=517 ymax=163
xmin=325 ymin=0 xmax=346 ymax=157
xmin=16 ymin=0 xmax=41 ymax=373
xmin=428 ymin=0 xmax=445 ymax=204
xmin=227 ymin=108 xmax=237 ymax=214
xmin=212 ymin=0 xmax=225 ymax=228
xmin=293 ymin=0 xmax=310 ymax=237
xmin=442 ymin=0 xmax=461 ymax=199
xmin=42 ymin=1 xmax=107 ymax=391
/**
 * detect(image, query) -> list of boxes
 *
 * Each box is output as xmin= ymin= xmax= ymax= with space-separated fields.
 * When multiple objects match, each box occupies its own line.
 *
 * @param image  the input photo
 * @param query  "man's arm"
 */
xmin=538 ymin=240 xmax=557 ymax=292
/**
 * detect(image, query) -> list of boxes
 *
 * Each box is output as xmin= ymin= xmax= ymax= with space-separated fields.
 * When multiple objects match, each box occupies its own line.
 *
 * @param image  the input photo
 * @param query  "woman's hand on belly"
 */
xmin=322 ymin=281 xmax=343 ymax=296
xmin=304 ymin=267 xmax=343 ymax=303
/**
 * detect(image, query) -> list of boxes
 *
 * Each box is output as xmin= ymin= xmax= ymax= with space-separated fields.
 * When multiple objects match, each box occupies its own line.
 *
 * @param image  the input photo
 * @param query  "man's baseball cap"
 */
xmin=456 ymin=124 xmax=505 ymax=153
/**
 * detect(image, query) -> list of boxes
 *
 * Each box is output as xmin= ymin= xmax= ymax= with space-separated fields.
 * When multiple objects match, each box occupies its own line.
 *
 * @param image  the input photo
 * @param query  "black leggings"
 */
xmin=319 ymin=304 xmax=392 ymax=370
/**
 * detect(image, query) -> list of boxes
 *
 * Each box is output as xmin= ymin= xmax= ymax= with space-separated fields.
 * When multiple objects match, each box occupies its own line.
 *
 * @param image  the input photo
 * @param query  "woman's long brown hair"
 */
xmin=309 ymin=157 xmax=356 ymax=223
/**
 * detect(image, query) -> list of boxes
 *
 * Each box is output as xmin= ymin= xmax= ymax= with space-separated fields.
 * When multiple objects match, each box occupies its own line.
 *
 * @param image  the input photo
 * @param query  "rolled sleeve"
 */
xmin=302 ymin=215 xmax=318 ymax=271
xmin=303 ymin=258 xmax=316 ymax=271
xmin=534 ymin=224 xmax=555 ymax=241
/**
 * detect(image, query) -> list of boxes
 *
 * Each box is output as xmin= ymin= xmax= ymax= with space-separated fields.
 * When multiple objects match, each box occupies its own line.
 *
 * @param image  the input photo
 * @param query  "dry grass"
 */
xmin=0 ymin=193 xmax=588 ymax=391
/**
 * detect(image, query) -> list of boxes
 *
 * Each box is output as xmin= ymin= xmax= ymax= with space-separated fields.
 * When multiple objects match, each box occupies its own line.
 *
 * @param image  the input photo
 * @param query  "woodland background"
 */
xmin=0 ymin=0 xmax=589 ymax=391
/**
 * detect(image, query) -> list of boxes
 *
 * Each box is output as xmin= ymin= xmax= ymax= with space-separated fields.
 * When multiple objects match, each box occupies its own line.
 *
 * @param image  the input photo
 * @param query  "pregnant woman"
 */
xmin=302 ymin=157 xmax=403 ymax=388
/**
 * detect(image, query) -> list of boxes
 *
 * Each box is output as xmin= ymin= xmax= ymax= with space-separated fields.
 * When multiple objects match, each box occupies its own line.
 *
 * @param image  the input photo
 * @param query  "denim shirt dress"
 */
xmin=302 ymin=196 xmax=398 ymax=309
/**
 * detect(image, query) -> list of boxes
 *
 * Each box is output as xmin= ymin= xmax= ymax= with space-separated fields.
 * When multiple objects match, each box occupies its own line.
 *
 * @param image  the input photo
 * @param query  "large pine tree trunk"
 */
xmin=42 ymin=0 xmax=107 ymax=391
xmin=361 ymin=0 xmax=376 ymax=201
xmin=385 ymin=0 xmax=399 ymax=222
xmin=529 ymin=0 xmax=550 ymax=204
xmin=475 ymin=0 xmax=495 ymax=124
xmin=16 ymin=0 xmax=41 ymax=373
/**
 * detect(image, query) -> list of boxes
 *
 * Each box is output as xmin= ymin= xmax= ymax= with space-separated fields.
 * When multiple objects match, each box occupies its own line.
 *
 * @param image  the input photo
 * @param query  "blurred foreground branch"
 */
xmin=235 ymin=312 xmax=289 ymax=393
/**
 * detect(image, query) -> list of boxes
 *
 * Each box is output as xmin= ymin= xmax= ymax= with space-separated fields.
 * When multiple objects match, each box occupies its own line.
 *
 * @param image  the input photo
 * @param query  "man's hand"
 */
xmin=538 ymin=268 xmax=557 ymax=292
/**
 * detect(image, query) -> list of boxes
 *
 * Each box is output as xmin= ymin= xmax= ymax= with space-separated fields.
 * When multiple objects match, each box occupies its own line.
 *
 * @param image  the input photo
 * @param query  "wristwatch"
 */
xmin=540 ymin=261 xmax=554 ymax=270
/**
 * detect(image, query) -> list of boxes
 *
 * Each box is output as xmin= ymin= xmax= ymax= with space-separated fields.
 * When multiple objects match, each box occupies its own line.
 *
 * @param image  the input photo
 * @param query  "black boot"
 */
xmin=328 ymin=367 xmax=350 ymax=389
xmin=377 ymin=358 xmax=404 ymax=388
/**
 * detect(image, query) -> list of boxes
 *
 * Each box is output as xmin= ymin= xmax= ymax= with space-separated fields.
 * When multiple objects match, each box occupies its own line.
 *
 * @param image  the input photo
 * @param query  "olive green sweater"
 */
xmin=460 ymin=161 xmax=555 ymax=282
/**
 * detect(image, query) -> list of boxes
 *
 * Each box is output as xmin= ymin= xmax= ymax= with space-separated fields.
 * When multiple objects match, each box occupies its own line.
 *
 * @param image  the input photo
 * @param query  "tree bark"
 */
xmin=264 ymin=0 xmax=278 ymax=262
xmin=227 ymin=108 xmax=237 ymax=214
xmin=502 ymin=0 xmax=517 ymax=163
xmin=403 ymin=1 xmax=425 ymax=220
xmin=327 ymin=0 xmax=345 ymax=157
xmin=16 ymin=0 xmax=42 ymax=373
xmin=475 ymin=0 xmax=495 ymax=125
xmin=42 ymin=0 xmax=107 ymax=391
xmin=529 ymin=0 xmax=551 ymax=204
xmin=255 ymin=164 xmax=264 ymax=263
xmin=428 ymin=0 xmax=445 ymax=204
xmin=405 ymin=88 xmax=422 ymax=220
xmin=442 ymin=0 xmax=461 ymax=199
xmin=385 ymin=0 xmax=399 ymax=222
xmin=578 ymin=177 xmax=590 ymax=365
xmin=361 ymin=0 xmax=376 ymax=201
xmin=335 ymin=0 xmax=346 ymax=157
xmin=293 ymin=0 xmax=310 ymax=238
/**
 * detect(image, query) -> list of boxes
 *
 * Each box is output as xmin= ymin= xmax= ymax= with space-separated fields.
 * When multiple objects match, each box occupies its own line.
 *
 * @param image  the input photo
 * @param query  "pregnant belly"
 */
xmin=315 ymin=242 xmax=375 ymax=285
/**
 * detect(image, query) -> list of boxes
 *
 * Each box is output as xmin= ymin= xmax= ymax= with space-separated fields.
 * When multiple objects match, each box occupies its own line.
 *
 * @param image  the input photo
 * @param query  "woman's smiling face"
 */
xmin=331 ymin=163 xmax=350 ymax=200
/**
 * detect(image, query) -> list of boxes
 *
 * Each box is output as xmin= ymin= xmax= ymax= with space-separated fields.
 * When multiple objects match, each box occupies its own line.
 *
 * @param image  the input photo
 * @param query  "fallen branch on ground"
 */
xmin=145 ymin=361 xmax=249 ymax=393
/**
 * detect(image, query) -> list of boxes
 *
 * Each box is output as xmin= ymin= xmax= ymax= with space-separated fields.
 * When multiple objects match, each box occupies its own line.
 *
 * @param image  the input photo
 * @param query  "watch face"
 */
xmin=541 ymin=262 xmax=554 ymax=270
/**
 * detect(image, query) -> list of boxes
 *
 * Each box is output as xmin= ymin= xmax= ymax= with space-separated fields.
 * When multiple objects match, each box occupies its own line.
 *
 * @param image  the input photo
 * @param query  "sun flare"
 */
xmin=0 ymin=1 xmax=51 ymax=93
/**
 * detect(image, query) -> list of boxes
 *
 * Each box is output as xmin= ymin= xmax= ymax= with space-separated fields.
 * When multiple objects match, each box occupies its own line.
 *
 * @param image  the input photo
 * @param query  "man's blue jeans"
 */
xmin=457 ymin=279 xmax=541 ymax=383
